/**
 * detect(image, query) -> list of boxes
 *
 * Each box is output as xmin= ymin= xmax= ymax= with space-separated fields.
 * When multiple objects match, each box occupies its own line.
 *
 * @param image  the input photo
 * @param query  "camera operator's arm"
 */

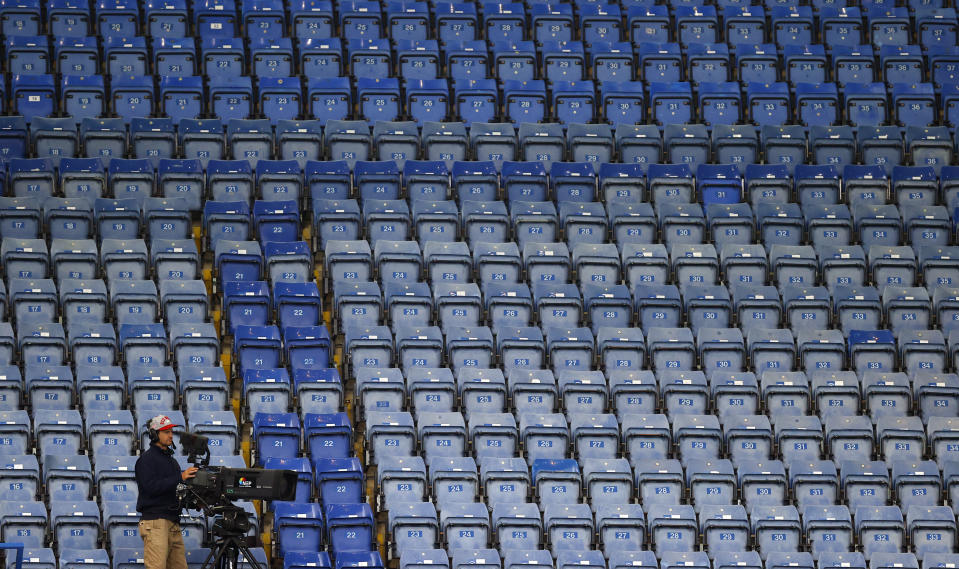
xmin=135 ymin=457 xmax=197 ymax=497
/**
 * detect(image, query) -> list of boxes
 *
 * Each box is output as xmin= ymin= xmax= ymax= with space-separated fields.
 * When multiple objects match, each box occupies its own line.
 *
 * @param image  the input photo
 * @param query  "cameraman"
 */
xmin=136 ymin=415 xmax=200 ymax=569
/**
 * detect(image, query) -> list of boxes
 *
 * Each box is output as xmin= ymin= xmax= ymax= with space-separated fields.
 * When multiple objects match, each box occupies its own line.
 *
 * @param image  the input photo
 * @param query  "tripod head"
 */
xmin=209 ymin=504 xmax=252 ymax=538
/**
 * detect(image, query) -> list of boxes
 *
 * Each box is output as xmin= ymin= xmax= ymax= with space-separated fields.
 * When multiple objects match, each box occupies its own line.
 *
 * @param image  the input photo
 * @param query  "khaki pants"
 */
xmin=139 ymin=518 xmax=188 ymax=569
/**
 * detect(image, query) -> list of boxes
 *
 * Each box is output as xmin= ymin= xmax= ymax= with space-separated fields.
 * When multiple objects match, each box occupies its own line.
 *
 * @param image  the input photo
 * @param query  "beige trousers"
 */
xmin=139 ymin=518 xmax=188 ymax=569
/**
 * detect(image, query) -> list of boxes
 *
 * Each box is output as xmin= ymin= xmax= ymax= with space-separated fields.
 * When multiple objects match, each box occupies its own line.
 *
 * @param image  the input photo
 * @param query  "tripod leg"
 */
xmin=200 ymin=547 xmax=217 ymax=568
xmin=234 ymin=544 xmax=263 ymax=569
xmin=224 ymin=545 xmax=240 ymax=569
xmin=212 ymin=544 xmax=230 ymax=569
xmin=202 ymin=540 xmax=234 ymax=569
xmin=200 ymin=548 xmax=216 ymax=569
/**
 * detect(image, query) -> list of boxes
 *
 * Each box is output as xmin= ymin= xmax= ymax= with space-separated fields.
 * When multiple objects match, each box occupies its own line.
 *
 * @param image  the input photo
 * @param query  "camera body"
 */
xmin=187 ymin=466 xmax=298 ymax=501
xmin=177 ymin=431 xmax=297 ymax=530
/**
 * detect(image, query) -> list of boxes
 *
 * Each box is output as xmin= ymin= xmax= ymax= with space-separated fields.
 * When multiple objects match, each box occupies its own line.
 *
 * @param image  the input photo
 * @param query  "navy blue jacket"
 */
xmin=135 ymin=443 xmax=182 ymax=522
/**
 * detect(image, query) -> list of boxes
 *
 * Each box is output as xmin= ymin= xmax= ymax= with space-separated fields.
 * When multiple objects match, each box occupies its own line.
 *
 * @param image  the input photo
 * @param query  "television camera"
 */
xmin=177 ymin=432 xmax=297 ymax=569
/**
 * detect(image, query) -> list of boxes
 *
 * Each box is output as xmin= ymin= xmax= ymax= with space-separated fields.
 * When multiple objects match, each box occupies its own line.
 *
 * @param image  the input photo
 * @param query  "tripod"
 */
xmin=180 ymin=484 xmax=262 ymax=569
xmin=198 ymin=516 xmax=263 ymax=569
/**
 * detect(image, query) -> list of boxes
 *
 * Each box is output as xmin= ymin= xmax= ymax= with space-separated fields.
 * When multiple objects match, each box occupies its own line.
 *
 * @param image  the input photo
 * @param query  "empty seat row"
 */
xmin=8 ymin=75 xmax=959 ymax=130
xmin=3 ymin=119 xmax=955 ymax=181
xmin=381 ymin=499 xmax=957 ymax=561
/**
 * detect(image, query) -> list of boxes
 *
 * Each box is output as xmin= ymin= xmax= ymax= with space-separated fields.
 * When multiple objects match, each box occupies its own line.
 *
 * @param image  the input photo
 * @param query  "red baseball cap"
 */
xmin=149 ymin=415 xmax=179 ymax=432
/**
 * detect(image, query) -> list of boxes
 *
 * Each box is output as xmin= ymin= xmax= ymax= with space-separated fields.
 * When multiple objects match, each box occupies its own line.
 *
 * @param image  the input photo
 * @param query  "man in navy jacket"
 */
xmin=136 ymin=415 xmax=199 ymax=569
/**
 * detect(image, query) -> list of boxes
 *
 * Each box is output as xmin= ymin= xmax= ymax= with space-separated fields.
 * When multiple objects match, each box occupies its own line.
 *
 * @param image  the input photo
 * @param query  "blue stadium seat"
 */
xmin=394 ymin=40 xmax=439 ymax=80
xmin=403 ymin=163 xmax=449 ymax=207
xmin=292 ymin=369 xmax=341 ymax=419
xmin=0 ymin=501 xmax=48 ymax=547
xmin=412 ymin=122 xmax=463 ymax=164
xmin=377 ymin=455 xmax=426 ymax=508
xmin=159 ymin=282 xmax=209 ymax=325
xmin=27 ymin=117 xmax=78 ymax=164
xmin=142 ymin=198 xmax=190 ymax=242
xmin=844 ymin=80 xmax=888 ymax=127
xmin=150 ymin=239 xmax=200 ymax=280
xmin=504 ymin=370 xmax=554 ymax=418
xmin=733 ymin=44 xmax=779 ymax=85
xmin=891 ymin=459 xmax=940 ymax=511
xmin=748 ymin=82 xmax=791 ymax=127
xmin=645 ymin=82 xmax=692 ymax=126
xmin=785 ymin=169 xmax=836 ymax=214
xmin=809 ymin=126 xmax=856 ymax=168
xmin=476 ymin=457 xmax=528 ymax=509
xmin=239 ymin=364 xmax=287 ymax=417
xmin=934 ymin=53 xmax=959 ymax=96
xmin=439 ymin=503 xmax=488 ymax=552
xmin=820 ymin=551 xmax=866 ymax=568
xmin=696 ymin=328 xmax=744 ymax=378
xmin=43 ymin=453 xmax=91 ymax=503
xmin=749 ymin=505 xmax=801 ymax=560
xmin=313 ymin=199 xmax=360 ymax=251
xmin=838 ymin=460 xmax=890 ymax=510
xmin=672 ymin=414 xmax=722 ymax=466
xmin=273 ymin=502 xmax=324 ymax=557
xmin=783 ymin=45 xmax=828 ymax=87
xmin=204 ymin=202 xmax=251 ymax=253
xmin=468 ymin=412 xmax=517 ymax=459
xmin=711 ymin=125 xmax=758 ymax=170
xmin=491 ymin=502 xmax=541 ymax=551
xmin=490 ymin=40 xmax=534 ymax=82
xmin=810 ymin=370 xmax=860 ymax=421
xmin=154 ymin=160 xmax=202 ymax=214
xmin=759 ymin=371 xmax=810 ymax=418
xmin=646 ymin=504 xmax=697 ymax=557
xmin=98 ymin=244 xmax=147 ymax=286
xmin=892 ymin=83 xmax=937 ymax=127
xmin=254 ymin=201 xmax=300 ymax=243
xmin=550 ymin=82 xmax=596 ymax=126
xmin=270 ymin=121 xmax=319 ymax=169
xmin=178 ymin=118 xmax=225 ymax=166
xmin=70 ymin=322 xmax=116 ymax=367
xmin=110 ymin=549 xmax=146 ymax=569
xmin=603 ymin=83 xmax=646 ymax=127
xmin=685 ymin=43 xmax=729 ymax=85
xmin=325 ymin=503 xmax=375 ymax=555
xmin=706 ymin=370 xmax=758 ymax=421
xmin=307 ymin=79 xmax=353 ymax=129
xmin=802 ymin=504 xmax=853 ymax=558
xmin=253 ymin=166 xmax=303 ymax=220
xmin=0 ymin=453 xmax=39 ymax=501
xmin=252 ymin=412 xmax=300 ymax=465
xmin=7 ymin=36 xmax=49 ymax=77
xmin=907 ymin=506 xmax=956 ymax=560
xmin=538 ymin=41 xmax=585 ymax=83
xmin=153 ymin=39 xmax=197 ymax=81
xmin=389 ymin=501 xmax=439 ymax=554
xmin=297 ymin=37 xmax=342 ymax=81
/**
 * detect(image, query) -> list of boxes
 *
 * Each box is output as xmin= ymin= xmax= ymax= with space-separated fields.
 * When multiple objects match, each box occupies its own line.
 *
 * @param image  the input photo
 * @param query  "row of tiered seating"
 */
xmin=4 ymin=75 xmax=959 ymax=129
xmin=1 ymin=74 xmax=959 ymax=130
xmin=3 ymin=0 xmax=956 ymax=44
xmin=2 ymin=120 xmax=957 ymax=173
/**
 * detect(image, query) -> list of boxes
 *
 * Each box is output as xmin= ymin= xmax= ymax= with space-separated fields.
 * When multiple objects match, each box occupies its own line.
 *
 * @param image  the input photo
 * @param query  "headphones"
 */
xmin=150 ymin=428 xmax=177 ymax=454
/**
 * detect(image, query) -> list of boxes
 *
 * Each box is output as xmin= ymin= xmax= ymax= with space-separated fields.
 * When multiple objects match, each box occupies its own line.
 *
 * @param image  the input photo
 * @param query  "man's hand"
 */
xmin=181 ymin=467 xmax=199 ymax=481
